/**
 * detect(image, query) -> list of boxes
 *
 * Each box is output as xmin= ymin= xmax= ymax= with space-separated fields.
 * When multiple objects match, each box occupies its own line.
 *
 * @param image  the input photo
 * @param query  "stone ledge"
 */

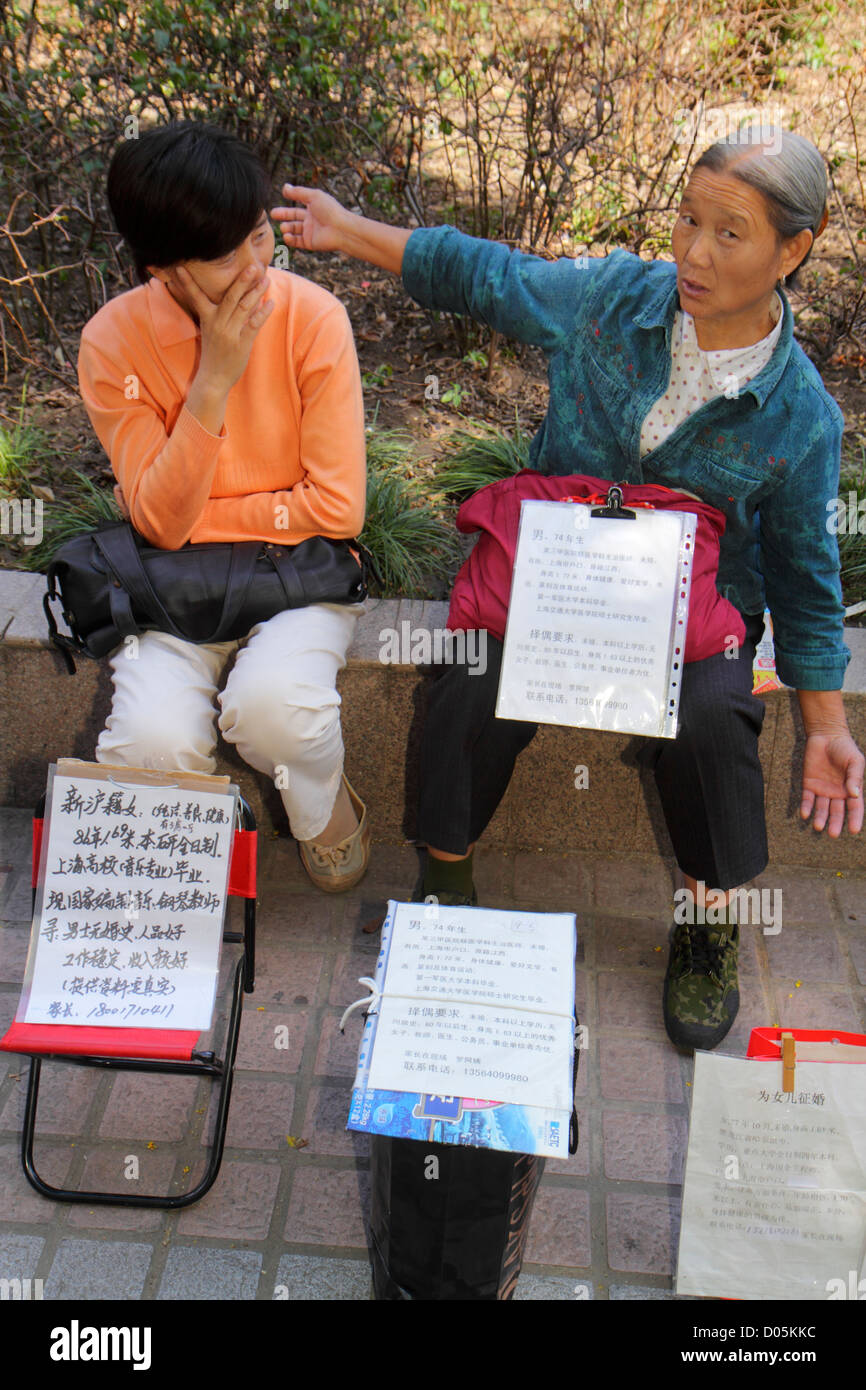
xmin=4 ymin=569 xmax=865 ymax=690
xmin=2 ymin=571 xmax=865 ymax=869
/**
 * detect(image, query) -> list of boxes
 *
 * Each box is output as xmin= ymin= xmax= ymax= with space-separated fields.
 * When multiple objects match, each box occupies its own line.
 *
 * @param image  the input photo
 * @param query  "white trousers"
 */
xmin=95 ymin=603 xmax=364 ymax=842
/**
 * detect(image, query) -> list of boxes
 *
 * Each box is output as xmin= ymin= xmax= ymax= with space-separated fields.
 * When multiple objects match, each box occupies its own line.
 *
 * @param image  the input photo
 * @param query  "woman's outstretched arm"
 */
xmin=271 ymin=185 xmax=411 ymax=275
xmin=272 ymin=183 xmax=589 ymax=358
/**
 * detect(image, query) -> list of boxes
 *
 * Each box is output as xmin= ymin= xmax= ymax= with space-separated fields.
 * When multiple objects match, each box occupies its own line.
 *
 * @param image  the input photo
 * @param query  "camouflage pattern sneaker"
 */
xmin=663 ymin=920 xmax=739 ymax=1052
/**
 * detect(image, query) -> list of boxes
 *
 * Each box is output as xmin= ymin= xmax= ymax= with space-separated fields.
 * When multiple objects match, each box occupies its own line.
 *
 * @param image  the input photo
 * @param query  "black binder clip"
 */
xmin=590 ymin=484 xmax=636 ymax=520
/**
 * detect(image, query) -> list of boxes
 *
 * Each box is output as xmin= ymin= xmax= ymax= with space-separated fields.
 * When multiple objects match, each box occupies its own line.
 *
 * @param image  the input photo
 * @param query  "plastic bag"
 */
xmin=368 ymin=1138 xmax=545 ymax=1300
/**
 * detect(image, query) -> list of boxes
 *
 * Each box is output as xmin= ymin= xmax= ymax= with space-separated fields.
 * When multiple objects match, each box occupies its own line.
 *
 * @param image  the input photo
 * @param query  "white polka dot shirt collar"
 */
xmin=678 ymin=292 xmax=783 ymax=394
xmin=640 ymin=292 xmax=784 ymax=458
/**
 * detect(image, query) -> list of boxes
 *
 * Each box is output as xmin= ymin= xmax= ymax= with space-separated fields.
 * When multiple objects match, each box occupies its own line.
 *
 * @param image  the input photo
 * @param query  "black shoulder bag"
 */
xmin=44 ymin=522 xmax=375 ymax=674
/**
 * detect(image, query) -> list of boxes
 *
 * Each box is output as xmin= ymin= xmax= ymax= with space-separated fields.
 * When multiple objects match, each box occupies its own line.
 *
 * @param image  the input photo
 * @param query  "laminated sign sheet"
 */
xmin=676 ymin=1052 xmax=866 ymax=1300
xmin=357 ymin=901 xmax=576 ymax=1114
xmin=497 ymin=499 xmax=695 ymax=737
xmin=19 ymin=761 xmax=238 ymax=1031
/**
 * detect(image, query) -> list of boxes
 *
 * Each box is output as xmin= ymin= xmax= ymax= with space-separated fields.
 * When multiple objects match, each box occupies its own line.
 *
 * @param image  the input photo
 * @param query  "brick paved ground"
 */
xmin=1 ymin=808 xmax=864 ymax=1302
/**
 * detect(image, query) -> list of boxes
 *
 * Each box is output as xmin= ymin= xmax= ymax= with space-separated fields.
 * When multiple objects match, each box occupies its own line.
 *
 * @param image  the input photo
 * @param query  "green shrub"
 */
xmin=0 ymin=413 xmax=47 ymax=495
xmin=838 ymin=441 xmax=866 ymax=621
xmin=0 ymin=0 xmax=419 ymax=370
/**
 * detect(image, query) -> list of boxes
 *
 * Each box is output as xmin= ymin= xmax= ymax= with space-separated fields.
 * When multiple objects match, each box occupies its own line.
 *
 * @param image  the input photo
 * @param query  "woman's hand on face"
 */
xmin=270 ymin=185 xmax=349 ymax=255
xmin=800 ymin=733 xmax=865 ymax=836
xmin=176 ymin=263 xmax=274 ymax=395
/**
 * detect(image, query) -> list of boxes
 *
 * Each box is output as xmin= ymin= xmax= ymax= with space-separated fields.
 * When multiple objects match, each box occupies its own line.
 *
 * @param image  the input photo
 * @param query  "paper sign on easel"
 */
xmin=18 ymin=761 xmax=238 ymax=1031
xmin=496 ymin=499 xmax=695 ymax=738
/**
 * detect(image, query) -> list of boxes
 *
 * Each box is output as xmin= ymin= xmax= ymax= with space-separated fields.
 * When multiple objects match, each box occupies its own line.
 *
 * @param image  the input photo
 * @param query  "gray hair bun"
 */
xmin=693 ymin=128 xmax=828 ymax=287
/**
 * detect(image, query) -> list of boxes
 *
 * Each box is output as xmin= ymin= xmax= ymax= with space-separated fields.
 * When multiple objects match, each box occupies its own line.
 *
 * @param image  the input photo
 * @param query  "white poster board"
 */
xmin=676 ymin=1051 xmax=866 ymax=1300
xmin=18 ymin=761 xmax=238 ymax=1031
xmin=496 ymin=500 xmax=694 ymax=738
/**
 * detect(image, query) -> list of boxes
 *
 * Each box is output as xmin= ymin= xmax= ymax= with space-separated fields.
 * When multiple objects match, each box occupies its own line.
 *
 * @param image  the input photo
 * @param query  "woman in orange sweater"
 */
xmin=77 ymin=123 xmax=370 ymax=892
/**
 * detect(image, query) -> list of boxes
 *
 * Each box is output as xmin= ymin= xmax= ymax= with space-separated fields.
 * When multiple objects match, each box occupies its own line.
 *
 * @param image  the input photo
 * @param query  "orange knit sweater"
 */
xmin=77 ymin=269 xmax=366 ymax=550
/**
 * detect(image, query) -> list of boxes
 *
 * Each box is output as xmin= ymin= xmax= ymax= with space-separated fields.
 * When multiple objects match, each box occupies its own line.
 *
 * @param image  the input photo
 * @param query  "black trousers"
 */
xmin=417 ymin=615 xmax=768 ymax=891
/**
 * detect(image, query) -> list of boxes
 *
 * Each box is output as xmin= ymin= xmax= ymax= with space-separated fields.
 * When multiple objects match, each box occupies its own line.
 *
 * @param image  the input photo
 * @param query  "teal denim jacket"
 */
xmin=402 ymin=227 xmax=849 ymax=690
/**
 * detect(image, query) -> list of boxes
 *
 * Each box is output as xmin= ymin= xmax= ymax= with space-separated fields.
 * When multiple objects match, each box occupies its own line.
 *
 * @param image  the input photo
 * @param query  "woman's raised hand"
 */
xmin=270 ymin=186 xmax=411 ymax=274
xmin=271 ymin=185 xmax=349 ymax=255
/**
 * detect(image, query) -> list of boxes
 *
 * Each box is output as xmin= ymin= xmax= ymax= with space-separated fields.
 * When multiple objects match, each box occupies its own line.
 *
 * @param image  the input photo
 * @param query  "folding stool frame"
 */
xmin=6 ymin=792 xmax=257 ymax=1209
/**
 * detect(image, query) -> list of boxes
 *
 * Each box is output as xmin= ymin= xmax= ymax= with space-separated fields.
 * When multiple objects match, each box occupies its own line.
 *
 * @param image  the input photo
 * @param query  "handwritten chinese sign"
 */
xmin=20 ymin=765 xmax=237 ymax=1031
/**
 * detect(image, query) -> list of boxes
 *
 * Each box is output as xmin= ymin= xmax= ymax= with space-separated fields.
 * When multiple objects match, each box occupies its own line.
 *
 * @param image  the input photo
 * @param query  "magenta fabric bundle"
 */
xmin=446 ymin=471 xmax=746 ymax=663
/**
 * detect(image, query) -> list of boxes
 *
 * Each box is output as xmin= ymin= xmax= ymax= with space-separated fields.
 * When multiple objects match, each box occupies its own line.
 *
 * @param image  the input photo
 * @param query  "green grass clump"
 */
xmin=14 ymin=419 xmax=864 ymax=621
xmin=360 ymin=469 xmax=461 ymax=599
xmin=356 ymin=425 xmax=462 ymax=596
xmin=840 ymin=540 xmax=866 ymax=617
xmin=0 ymin=416 xmax=48 ymax=494
xmin=16 ymin=427 xmax=462 ymax=598
xmin=19 ymin=471 xmax=120 ymax=572
xmin=431 ymin=420 xmax=531 ymax=499
xmin=364 ymin=425 xmax=418 ymax=476
xmin=10 ymin=422 xmax=516 ymax=600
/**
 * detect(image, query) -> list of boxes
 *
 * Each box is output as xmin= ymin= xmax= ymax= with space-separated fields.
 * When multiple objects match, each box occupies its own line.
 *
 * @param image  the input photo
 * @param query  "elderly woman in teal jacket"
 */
xmin=273 ymin=128 xmax=864 ymax=1052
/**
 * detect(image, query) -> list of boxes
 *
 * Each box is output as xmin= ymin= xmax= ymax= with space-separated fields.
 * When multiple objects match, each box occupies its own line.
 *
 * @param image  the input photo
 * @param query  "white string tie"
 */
xmin=339 ymin=977 xmax=380 ymax=1033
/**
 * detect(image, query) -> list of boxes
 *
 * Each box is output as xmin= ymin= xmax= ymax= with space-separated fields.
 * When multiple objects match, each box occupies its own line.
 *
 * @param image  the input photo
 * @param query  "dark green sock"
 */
xmin=423 ymin=850 xmax=475 ymax=899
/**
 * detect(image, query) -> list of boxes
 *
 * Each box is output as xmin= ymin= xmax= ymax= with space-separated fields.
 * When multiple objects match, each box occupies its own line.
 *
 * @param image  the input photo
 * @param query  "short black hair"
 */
xmin=107 ymin=122 xmax=272 ymax=283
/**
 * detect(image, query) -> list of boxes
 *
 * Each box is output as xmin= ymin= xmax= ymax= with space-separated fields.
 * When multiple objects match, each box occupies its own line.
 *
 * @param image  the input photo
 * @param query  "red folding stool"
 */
xmin=0 ymin=793 xmax=257 ymax=1209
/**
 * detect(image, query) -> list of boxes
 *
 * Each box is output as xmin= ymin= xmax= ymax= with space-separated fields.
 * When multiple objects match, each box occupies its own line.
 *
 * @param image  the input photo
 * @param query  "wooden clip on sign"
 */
xmin=781 ymin=1030 xmax=796 ymax=1093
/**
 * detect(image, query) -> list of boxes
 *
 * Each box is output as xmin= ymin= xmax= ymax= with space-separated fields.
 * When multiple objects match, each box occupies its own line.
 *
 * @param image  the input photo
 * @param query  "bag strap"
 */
xmin=568 ymin=1018 xmax=581 ymax=1155
xmin=43 ymin=573 xmax=80 ymax=675
xmin=106 ymin=566 xmax=141 ymax=642
xmin=352 ymin=539 xmax=380 ymax=592
xmin=97 ymin=525 xmax=265 ymax=646
xmin=199 ymin=543 xmax=261 ymax=643
xmin=265 ymin=544 xmax=309 ymax=608
xmin=94 ymin=525 xmax=187 ymax=639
